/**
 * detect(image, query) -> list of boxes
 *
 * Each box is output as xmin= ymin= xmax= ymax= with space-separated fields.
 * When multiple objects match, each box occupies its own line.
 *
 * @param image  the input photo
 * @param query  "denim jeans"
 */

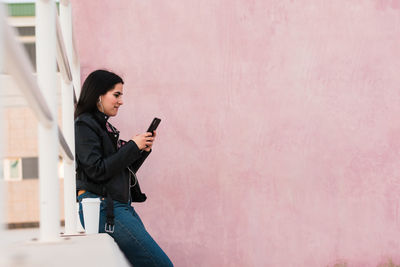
xmin=78 ymin=191 xmax=173 ymax=267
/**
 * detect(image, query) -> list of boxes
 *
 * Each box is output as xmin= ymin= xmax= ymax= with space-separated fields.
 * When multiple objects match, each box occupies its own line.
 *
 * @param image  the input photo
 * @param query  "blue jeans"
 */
xmin=78 ymin=191 xmax=173 ymax=267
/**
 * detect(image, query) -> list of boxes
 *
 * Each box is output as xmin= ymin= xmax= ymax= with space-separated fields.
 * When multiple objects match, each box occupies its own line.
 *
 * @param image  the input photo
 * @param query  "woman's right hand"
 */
xmin=131 ymin=132 xmax=154 ymax=150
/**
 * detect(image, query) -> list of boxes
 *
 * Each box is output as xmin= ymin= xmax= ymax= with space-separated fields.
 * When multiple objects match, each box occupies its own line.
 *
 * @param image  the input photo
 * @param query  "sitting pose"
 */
xmin=75 ymin=69 xmax=173 ymax=267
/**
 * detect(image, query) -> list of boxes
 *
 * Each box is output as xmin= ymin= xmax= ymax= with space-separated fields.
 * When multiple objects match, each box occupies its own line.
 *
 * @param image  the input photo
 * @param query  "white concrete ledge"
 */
xmin=1 ymin=229 xmax=130 ymax=267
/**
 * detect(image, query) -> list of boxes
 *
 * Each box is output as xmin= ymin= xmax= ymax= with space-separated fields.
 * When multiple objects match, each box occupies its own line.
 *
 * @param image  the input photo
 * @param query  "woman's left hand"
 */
xmin=143 ymin=131 xmax=156 ymax=152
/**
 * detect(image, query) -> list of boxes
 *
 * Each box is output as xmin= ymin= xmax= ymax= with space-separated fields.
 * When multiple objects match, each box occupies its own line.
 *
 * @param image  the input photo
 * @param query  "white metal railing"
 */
xmin=1 ymin=0 xmax=80 ymax=241
xmin=58 ymin=0 xmax=79 ymax=235
xmin=0 ymin=0 xmax=5 ymax=252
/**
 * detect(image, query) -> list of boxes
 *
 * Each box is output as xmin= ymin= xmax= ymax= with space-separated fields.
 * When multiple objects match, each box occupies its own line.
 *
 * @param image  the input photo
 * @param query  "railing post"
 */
xmin=60 ymin=0 xmax=77 ymax=235
xmin=36 ymin=0 xmax=60 ymax=242
xmin=0 ymin=1 xmax=5 ymax=241
xmin=72 ymin=40 xmax=81 ymax=97
xmin=0 ymin=6 xmax=9 ymax=265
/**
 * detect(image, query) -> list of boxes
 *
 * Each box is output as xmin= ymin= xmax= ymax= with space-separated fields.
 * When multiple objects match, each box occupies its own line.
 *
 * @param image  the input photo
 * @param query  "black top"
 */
xmin=75 ymin=110 xmax=148 ymax=203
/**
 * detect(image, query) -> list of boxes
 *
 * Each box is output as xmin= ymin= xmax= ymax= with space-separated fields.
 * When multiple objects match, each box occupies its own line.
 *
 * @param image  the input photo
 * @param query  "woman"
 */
xmin=75 ymin=69 xmax=173 ymax=267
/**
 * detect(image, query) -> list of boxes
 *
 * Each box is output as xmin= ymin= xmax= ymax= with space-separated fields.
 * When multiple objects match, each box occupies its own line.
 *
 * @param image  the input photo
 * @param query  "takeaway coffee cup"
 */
xmin=81 ymin=198 xmax=101 ymax=234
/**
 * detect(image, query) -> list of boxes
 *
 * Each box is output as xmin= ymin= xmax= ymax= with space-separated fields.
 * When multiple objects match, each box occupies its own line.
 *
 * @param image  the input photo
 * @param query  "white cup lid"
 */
xmin=82 ymin=198 xmax=101 ymax=203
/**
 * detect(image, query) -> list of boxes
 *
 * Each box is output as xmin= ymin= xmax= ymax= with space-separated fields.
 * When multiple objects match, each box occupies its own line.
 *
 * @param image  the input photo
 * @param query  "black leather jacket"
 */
xmin=75 ymin=110 xmax=148 ymax=203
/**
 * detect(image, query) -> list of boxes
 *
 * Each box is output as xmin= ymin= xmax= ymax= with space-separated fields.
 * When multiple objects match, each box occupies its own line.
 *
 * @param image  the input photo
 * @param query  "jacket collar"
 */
xmin=93 ymin=110 xmax=109 ymax=127
xmin=92 ymin=110 xmax=110 ymax=129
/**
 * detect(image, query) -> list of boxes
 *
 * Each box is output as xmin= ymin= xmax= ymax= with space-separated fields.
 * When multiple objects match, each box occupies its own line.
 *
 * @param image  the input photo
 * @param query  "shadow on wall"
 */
xmin=376 ymin=260 xmax=400 ymax=267
xmin=327 ymin=259 xmax=400 ymax=267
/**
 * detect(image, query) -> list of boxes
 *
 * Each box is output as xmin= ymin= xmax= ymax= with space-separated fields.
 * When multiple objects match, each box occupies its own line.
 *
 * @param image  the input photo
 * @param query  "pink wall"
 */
xmin=71 ymin=1 xmax=400 ymax=266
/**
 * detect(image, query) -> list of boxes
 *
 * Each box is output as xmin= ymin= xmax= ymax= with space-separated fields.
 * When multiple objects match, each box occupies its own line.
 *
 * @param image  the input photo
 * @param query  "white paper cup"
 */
xmin=81 ymin=198 xmax=101 ymax=234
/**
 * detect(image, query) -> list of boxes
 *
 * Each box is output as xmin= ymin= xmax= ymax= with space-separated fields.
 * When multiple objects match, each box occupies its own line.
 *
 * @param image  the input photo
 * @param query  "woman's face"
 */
xmin=98 ymin=83 xmax=124 ymax=117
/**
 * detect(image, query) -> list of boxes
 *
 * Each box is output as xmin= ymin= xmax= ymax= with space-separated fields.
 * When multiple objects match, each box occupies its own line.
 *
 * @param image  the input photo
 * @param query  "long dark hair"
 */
xmin=75 ymin=69 xmax=124 ymax=118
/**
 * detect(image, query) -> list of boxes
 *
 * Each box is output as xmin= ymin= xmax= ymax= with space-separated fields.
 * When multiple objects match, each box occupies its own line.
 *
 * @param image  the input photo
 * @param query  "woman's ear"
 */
xmin=99 ymin=96 xmax=102 ymax=103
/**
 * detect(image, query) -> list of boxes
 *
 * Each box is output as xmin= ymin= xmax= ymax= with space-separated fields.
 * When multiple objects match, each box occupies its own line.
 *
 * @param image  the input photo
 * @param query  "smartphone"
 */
xmin=147 ymin=117 xmax=161 ymax=136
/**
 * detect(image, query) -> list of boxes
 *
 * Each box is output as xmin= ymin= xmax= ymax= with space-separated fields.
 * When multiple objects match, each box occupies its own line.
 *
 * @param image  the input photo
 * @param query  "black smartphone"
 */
xmin=147 ymin=117 xmax=161 ymax=136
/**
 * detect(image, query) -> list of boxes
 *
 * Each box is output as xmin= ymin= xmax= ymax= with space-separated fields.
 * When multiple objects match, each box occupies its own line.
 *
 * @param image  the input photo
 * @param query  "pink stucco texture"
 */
xmin=71 ymin=1 xmax=400 ymax=266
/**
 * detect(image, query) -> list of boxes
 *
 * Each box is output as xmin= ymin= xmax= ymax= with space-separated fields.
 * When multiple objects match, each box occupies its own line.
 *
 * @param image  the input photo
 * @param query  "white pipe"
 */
xmin=3 ymin=18 xmax=74 ymax=162
xmin=58 ymin=127 xmax=74 ymax=163
xmin=3 ymin=20 xmax=53 ymax=128
xmin=60 ymin=0 xmax=77 ymax=235
xmin=60 ymin=1 xmax=73 ymax=65
xmin=61 ymin=81 xmax=76 ymax=235
xmin=73 ymin=61 xmax=81 ymax=98
xmin=56 ymin=16 xmax=73 ymax=84
xmin=36 ymin=0 xmax=60 ymax=242
xmin=72 ymin=31 xmax=81 ymax=97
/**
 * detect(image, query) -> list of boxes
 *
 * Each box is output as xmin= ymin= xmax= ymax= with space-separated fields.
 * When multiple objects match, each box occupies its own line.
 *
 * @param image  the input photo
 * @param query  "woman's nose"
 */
xmin=119 ymin=98 xmax=124 ymax=105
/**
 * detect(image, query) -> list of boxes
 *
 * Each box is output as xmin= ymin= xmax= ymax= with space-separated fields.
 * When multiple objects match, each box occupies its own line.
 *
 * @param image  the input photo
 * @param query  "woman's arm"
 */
xmin=75 ymin=121 xmax=142 ymax=183
xmin=129 ymin=150 xmax=151 ymax=173
xmin=119 ymin=139 xmax=151 ymax=173
xmin=123 ymin=130 xmax=155 ymax=173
